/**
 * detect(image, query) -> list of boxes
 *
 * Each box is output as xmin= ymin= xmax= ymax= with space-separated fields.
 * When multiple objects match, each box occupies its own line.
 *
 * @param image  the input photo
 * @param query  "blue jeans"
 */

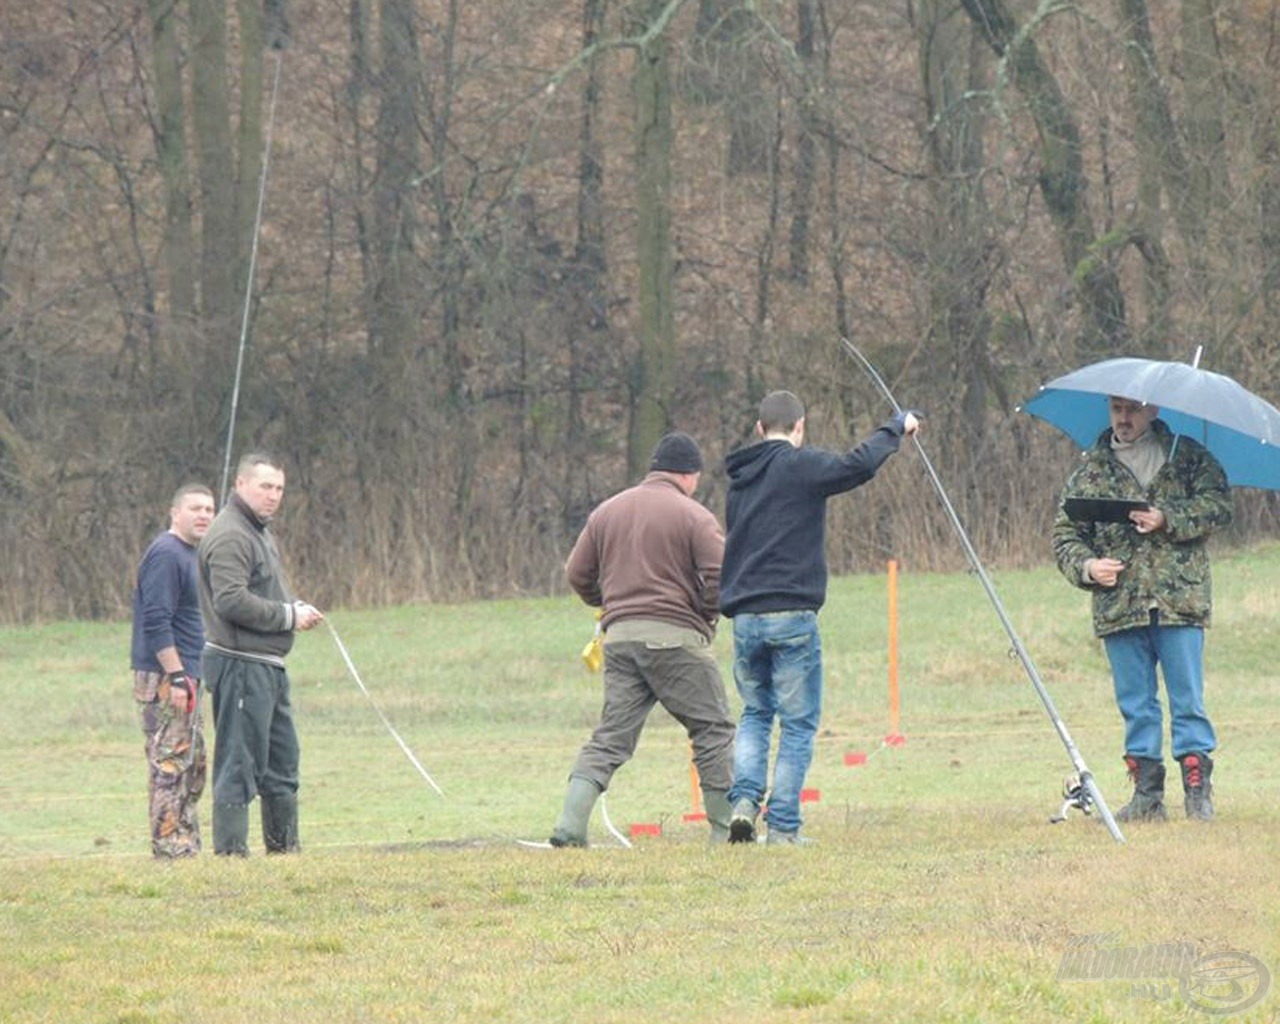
xmin=727 ymin=611 xmax=822 ymax=835
xmin=1103 ymin=622 xmax=1216 ymax=759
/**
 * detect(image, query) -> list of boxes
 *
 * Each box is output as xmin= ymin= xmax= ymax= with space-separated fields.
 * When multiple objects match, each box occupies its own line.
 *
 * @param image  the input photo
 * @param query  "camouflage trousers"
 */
xmin=134 ymin=671 xmax=207 ymax=858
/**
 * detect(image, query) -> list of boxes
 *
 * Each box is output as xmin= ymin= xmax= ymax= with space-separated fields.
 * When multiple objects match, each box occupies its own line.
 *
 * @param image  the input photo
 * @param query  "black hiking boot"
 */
xmin=1115 ymin=756 xmax=1168 ymax=823
xmin=1178 ymin=752 xmax=1214 ymax=821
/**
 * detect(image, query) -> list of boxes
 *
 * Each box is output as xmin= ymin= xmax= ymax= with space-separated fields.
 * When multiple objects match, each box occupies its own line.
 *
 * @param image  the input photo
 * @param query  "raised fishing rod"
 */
xmin=218 ymin=51 xmax=285 ymax=506
xmin=840 ymin=338 xmax=1125 ymax=844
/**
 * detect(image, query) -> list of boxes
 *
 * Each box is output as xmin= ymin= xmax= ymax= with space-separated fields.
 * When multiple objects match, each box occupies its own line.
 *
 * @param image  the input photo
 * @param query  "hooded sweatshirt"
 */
xmin=719 ymin=418 xmax=905 ymax=617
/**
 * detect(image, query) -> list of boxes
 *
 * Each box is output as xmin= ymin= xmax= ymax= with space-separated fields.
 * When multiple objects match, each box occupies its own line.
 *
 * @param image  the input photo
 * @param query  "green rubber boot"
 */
xmin=213 ymin=802 xmax=250 ymax=857
xmin=262 ymin=794 xmax=300 ymax=853
xmin=549 ymin=776 xmax=602 ymax=848
xmin=702 ymin=787 xmax=732 ymax=845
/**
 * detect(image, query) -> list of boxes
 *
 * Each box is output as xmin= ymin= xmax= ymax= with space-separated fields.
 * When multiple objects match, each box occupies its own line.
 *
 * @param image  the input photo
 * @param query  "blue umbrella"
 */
xmin=1020 ymin=356 xmax=1280 ymax=490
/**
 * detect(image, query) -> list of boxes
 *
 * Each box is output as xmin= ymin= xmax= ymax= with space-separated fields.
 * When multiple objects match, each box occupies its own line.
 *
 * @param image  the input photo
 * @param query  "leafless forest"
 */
xmin=2 ymin=0 xmax=1278 ymax=621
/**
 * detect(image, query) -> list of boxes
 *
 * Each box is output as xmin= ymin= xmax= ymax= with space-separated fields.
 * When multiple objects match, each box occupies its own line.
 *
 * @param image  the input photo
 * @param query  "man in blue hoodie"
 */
xmin=721 ymin=390 xmax=919 ymax=844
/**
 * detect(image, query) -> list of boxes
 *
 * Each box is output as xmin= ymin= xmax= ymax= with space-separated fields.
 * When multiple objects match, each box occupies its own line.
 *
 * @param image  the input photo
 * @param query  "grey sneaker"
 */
xmin=728 ymin=798 xmax=758 ymax=844
xmin=766 ymin=830 xmax=816 ymax=846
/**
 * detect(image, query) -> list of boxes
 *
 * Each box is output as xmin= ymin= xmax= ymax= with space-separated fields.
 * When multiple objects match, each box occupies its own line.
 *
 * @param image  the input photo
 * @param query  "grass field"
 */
xmin=1 ymin=544 xmax=1278 ymax=1023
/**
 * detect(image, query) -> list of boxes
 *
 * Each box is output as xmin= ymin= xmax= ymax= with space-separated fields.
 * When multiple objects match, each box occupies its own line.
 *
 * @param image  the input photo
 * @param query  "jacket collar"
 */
xmin=230 ymin=493 xmax=270 ymax=531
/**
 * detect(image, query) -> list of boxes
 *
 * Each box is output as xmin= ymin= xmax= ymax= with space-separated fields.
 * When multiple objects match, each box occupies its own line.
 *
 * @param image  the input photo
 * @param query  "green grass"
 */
xmin=1 ymin=545 xmax=1278 ymax=1022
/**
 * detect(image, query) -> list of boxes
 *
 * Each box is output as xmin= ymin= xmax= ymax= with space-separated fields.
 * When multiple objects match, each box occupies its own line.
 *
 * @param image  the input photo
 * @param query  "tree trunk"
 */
xmin=565 ymin=0 xmax=610 ymax=524
xmin=960 ymin=0 xmax=1128 ymax=356
xmin=690 ymin=0 xmax=771 ymax=175
xmin=1180 ymin=0 xmax=1228 ymax=222
xmin=575 ymin=0 xmax=609 ymax=291
xmin=629 ymin=0 xmax=676 ymax=479
xmin=146 ymin=0 xmax=195 ymax=362
xmin=235 ymin=0 xmax=267 ymax=305
xmin=370 ymin=0 xmax=421 ymax=471
xmin=917 ymin=0 xmax=996 ymax=473
xmin=786 ymin=0 xmax=817 ymax=284
xmin=190 ymin=0 xmax=239 ymax=371
xmin=1118 ymin=0 xmax=1203 ymax=343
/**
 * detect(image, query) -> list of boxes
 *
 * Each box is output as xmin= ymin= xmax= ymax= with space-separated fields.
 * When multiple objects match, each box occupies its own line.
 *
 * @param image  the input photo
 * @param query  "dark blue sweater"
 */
xmin=131 ymin=531 xmax=204 ymax=676
xmin=719 ymin=419 xmax=905 ymax=616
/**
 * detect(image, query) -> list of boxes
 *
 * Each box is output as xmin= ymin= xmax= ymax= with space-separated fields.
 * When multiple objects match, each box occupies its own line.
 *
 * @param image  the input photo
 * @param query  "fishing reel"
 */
xmin=1049 ymin=774 xmax=1094 ymax=824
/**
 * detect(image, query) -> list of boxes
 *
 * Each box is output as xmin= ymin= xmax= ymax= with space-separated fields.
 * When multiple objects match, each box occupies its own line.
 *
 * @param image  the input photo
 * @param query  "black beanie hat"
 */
xmin=649 ymin=431 xmax=704 ymax=473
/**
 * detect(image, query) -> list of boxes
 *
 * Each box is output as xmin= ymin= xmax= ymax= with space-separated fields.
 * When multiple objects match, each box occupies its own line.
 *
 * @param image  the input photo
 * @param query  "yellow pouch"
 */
xmin=580 ymin=610 xmax=604 ymax=672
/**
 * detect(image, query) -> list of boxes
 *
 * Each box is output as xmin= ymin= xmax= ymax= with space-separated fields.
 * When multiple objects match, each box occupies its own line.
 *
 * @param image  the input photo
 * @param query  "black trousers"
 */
xmin=206 ymin=649 xmax=300 ymax=805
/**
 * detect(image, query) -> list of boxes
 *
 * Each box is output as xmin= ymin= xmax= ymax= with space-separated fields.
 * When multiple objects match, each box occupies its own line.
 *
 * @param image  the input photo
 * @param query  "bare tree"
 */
xmin=916 ymin=0 xmax=1000 ymax=471
xmin=628 ymin=0 xmax=678 ymax=478
xmin=688 ymin=0 xmax=774 ymax=174
xmin=961 ymin=0 xmax=1129 ymax=356
xmin=368 ymin=0 xmax=421 ymax=474
xmin=146 ymin=0 xmax=195 ymax=359
xmin=786 ymin=0 xmax=819 ymax=284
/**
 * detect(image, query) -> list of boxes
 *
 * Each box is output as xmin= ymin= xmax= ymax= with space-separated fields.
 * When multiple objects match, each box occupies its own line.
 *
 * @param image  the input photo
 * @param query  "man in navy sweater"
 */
xmin=130 ymin=483 xmax=216 ymax=857
xmin=721 ymin=391 xmax=918 ymax=844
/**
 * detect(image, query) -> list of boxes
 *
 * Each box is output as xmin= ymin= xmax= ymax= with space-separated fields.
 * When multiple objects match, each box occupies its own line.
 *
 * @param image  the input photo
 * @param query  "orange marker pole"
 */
xmin=887 ymin=559 xmax=901 ymax=741
xmin=683 ymin=745 xmax=707 ymax=821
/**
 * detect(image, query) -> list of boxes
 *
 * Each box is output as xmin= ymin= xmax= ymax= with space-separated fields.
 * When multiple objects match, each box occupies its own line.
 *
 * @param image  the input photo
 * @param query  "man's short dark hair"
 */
xmin=236 ymin=451 xmax=283 ymax=477
xmin=170 ymin=482 xmax=214 ymax=508
xmin=758 ymin=390 xmax=805 ymax=433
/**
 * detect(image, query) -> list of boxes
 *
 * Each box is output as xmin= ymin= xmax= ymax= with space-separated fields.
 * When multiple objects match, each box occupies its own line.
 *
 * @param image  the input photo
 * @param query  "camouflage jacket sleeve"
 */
xmin=1158 ymin=440 xmax=1232 ymax=543
xmin=1051 ymin=456 xmax=1108 ymax=592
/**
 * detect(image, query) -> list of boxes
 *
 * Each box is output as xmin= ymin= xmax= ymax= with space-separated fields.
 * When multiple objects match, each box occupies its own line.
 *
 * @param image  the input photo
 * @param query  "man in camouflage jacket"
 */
xmin=1053 ymin=396 xmax=1232 ymax=822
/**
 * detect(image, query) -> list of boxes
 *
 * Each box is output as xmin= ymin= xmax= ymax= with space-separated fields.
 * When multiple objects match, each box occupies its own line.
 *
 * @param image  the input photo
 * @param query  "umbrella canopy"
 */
xmin=1020 ymin=357 xmax=1280 ymax=490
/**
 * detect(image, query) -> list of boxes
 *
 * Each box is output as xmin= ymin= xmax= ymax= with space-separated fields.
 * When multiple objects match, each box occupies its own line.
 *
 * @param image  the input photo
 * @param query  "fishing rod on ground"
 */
xmin=839 ymin=337 xmax=1125 ymax=844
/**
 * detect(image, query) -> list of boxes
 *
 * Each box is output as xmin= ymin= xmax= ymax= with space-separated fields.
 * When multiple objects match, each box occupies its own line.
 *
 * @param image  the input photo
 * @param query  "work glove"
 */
xmin=166 ymin=671 xmax=197 ymax=714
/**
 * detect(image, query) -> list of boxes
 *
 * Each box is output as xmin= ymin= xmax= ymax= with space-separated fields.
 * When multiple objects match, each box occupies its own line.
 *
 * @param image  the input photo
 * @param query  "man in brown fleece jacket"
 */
xmin=549 ymin=432 xmax=735 ymax=846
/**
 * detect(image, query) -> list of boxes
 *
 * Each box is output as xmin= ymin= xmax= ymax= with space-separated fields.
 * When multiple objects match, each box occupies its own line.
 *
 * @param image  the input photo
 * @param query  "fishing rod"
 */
xmin=840 ymin=338 xmax=1125 ymax=844
xmin=218 ymin=51 xmax=285 ymax=506
xmin=209 ymin=50 xmax=446 ymax=804
xmin=327 ymin=620 xmax=446 ymax=797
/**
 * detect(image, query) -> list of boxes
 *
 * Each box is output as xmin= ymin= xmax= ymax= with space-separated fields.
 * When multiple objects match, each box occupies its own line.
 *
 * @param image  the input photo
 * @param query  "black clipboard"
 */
xmin=1063 ymin=497 xmax=1150 ymax=524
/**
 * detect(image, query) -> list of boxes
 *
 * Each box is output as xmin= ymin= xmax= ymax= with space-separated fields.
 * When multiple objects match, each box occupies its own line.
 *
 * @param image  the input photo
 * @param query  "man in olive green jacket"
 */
xmin=1052 ymin=397 xmax=1232 ymax=823
xmin=198 ymin=452 xmax=324 ymax=855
